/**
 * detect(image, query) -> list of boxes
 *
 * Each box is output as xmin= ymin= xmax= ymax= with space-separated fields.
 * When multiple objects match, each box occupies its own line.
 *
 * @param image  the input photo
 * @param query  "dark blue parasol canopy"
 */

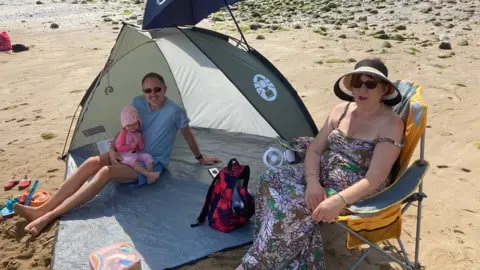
xmin=142 ymin=0 xmax=240 ymax=30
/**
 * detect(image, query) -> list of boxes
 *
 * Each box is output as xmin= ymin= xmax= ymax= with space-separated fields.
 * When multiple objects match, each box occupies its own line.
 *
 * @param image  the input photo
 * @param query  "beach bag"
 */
xmin=0 ymin=32 xmax=12 ymax=52
xmin=191 ymin=158 xmax=255 ymax=232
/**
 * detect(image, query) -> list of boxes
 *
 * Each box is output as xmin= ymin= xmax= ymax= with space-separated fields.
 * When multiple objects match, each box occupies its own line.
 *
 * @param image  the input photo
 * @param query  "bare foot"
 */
xmin=14 ymin=204 xmax=44 ymax=222
xmin=145 ymin=171 xmax=160 ymax=180
xmin=24 ymin=214 xmax=53 ymax=237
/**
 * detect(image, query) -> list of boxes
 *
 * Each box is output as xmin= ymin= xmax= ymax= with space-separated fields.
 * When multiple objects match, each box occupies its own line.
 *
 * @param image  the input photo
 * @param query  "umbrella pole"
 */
xmin=224 ymin=0 xmax=251 ymax=50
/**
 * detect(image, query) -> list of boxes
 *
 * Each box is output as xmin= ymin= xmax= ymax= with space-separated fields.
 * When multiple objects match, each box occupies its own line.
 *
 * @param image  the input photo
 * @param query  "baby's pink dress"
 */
xmin=114 ymin=128 xmax=153 ymax=167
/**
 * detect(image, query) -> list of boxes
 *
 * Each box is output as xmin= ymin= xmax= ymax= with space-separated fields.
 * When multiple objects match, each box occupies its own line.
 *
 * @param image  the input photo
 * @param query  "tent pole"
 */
xmin=223 ymin=0 xmax=250 ymax=50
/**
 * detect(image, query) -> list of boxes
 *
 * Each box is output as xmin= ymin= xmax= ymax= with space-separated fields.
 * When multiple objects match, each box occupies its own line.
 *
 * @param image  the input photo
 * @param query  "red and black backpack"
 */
xmin=191 ymin=158 xmax=255 ymax=233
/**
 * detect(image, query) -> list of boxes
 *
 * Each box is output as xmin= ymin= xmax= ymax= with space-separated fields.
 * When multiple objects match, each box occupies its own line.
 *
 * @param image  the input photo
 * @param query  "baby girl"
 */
xmin=114 ymin=105 xmax=160 ymax=183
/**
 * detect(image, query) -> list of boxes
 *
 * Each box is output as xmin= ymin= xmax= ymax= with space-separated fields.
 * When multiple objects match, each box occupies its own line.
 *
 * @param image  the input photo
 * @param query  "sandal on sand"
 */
xmin=4 ymin=175 xmax=19 ymax=190
xmin=18 ymin=175 xmax=31 ymax=190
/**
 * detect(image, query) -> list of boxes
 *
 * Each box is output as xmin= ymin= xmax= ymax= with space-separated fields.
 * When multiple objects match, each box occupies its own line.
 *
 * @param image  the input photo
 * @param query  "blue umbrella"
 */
xmin=143 ymin=0 xmax=240 ymax=30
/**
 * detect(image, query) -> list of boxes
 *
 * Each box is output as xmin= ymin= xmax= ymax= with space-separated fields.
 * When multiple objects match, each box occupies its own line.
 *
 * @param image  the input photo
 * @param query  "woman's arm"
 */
xmin=338 ymin=114 xmax=404 ymax=204
xmin=304 ymin=103 xmax=343 ymax=185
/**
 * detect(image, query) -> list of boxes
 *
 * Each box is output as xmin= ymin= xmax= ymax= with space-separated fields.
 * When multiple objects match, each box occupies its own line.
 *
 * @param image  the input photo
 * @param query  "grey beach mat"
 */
xmin=51 ymin=170 xmax=255 ymax=270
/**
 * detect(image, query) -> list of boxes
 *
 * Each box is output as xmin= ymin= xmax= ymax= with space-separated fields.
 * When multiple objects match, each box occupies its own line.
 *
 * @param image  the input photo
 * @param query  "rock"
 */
xmin=373 ymin=33 xmax=389 ymax=39
xmin=313 ymin=27 xmax=328 ymax=36
xmin=392 ymin=34 xmax=405 ymax=41
xmin=439 ymin=41 xmax=452 ymax=50
xmin=347 ymin=23 xmax=358 ymax=28
xmin=438 ymin=53 xmax=452 ymax=59
xmin=104 ymin=17 xmax=113 ymax=22
xmin=50 ymin=23 xmax=59 ymax=29
xmin=256 ymin=35 xmax=265 ymax=40
xmin=129 ymin=15 xmax=138 ymax=20
xmin=338 ymin=34 xmax=347 ymax=39
xmin=358 ymin=16 xmax=367 ymax=21
xmin=346 ymin=58 xmax=356 ymax=63
xmin=395 ymin=25 xmax=407 ymax=30
xmin=293 ymin=24 xmax=302 ymax=29
xmin=365 ymin=48 xmax=374 ymax=52
xmin=249 ymin=23 xmax=261 ymax=30
xmin=420 ymin=5 xmax=433 ymax=13
xmin=458 ymin=40 xmax=468 ymax=46
xmin=270 ymin=24 xmax=281 ymax=30
xmin=382 ymin=41 xmax=392 ymax=48
xmin=36 ymin=0 xmax=43 ymax=4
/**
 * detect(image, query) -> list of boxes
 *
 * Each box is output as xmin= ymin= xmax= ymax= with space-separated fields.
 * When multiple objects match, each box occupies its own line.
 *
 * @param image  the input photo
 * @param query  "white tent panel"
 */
xmin=154 ymin=28 xmax=278 ymax=138
xmin=70 ymin=33 xmax=182 ymax=150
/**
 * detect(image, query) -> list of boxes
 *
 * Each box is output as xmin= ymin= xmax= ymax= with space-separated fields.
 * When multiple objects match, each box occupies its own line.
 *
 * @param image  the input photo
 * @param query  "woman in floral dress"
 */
xmin=237 ymin=58 xmax=406 ymax=269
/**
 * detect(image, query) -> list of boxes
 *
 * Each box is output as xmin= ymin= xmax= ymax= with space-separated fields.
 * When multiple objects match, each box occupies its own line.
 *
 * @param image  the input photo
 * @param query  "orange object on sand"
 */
xmin=18 ymin=189 xmax=51 ymax=207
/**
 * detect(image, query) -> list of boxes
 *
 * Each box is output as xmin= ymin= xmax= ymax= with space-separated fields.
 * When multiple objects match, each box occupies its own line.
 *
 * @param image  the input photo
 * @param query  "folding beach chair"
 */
xmin=334 ymin=80 xmax=430 ymax=270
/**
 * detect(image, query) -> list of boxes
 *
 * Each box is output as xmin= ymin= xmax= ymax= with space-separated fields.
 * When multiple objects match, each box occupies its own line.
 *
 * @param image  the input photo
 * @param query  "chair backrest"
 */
xmin=389 ymin=80 xmax=428 ymax=182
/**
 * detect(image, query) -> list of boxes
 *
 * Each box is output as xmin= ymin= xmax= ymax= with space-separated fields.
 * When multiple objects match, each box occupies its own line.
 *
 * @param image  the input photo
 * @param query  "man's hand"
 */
xmin=199 ymin=156 xmax=222 ymax=165
xmin=109 ymin=149 xmax=122 ymax=165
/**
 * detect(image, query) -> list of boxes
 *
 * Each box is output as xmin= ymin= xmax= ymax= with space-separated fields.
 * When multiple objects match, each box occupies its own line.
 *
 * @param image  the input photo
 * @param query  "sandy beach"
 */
xmin=1 ymin=0 xmax=479 ymax=269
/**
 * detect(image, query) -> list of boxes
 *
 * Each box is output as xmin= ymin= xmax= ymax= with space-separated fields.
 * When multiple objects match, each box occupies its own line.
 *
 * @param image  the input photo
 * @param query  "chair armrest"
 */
xmin=346 ymin=160 xmax=430 ymax=214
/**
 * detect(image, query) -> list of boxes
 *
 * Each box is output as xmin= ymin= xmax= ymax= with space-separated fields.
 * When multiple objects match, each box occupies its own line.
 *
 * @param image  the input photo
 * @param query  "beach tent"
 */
xmin=62 ymin=23 xmax=317 ymax=155
xmin=53 ymin=22 xmax=318 ymax=269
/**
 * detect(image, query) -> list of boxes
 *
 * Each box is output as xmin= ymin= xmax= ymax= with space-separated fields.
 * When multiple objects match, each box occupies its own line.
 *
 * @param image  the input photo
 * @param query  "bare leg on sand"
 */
xmin=14 ymin=152 xmax=138 ymax=236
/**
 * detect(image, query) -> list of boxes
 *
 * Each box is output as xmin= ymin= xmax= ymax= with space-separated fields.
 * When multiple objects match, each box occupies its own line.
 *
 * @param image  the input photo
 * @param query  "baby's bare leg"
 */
xmin=132 ymin=161 xmax=151 ymax=176
xmin=147 ymin=162 xmax=153 ymax=172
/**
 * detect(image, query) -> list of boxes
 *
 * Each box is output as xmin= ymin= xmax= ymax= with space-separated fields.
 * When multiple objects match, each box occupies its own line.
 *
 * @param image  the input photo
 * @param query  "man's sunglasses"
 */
xmin=142 ymin=87 xmax=162 ymax=94
xmin=351 ymin=79 xmax=380 ymax=90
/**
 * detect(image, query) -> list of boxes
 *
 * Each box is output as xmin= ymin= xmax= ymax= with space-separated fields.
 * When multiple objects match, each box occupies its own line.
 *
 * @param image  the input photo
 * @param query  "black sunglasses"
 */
xmin=142 ymin=87 xmax=162 ymax=94
xmin=351 ymin=79 xmax=379 ymax=89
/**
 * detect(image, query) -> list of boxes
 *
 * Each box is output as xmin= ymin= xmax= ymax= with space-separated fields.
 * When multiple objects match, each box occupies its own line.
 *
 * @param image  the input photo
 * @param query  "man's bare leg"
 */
xmin=133 ymin=161 xmax=159 ymax=180
xmin=24 ymin=163 xmax=137 ymax=236
xmin=14 ymin=152 xmax=111 ymax=222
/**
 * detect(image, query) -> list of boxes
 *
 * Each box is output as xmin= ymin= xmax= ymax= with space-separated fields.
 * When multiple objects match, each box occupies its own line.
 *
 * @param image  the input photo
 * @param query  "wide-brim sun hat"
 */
xmin=333 ymin=59 xmax=402 ymax=106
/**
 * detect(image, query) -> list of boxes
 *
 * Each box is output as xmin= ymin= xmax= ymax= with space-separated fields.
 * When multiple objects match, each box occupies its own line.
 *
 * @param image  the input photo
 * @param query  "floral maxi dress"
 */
xmin=241 ymin=104 xmax=396 ymax=269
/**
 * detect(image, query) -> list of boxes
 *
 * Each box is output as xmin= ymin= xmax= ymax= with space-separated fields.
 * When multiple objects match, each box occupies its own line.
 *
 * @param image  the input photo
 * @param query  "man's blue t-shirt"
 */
xmin=129 ymin=95 xmax=190 ymax=186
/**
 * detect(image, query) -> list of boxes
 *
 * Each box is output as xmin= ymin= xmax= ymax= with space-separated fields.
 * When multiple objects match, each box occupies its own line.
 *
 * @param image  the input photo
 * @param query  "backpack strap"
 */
xmin=227 ymin=158 xmax=250 ymax=189
xmin=190 ymin=176 xmax=217 ymax=228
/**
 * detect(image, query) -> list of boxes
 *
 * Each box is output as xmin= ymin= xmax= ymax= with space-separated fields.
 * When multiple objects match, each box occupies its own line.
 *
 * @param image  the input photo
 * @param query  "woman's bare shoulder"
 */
xmin=327 ymin=102 xmax=351 ymax=124
xmin=379 ymin=109 xmax=404 ymax=137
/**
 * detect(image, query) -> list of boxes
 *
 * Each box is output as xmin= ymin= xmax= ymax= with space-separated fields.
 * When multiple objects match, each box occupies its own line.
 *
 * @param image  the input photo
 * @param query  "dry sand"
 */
xmin=1 ymin=0 xmax=480 ymax=269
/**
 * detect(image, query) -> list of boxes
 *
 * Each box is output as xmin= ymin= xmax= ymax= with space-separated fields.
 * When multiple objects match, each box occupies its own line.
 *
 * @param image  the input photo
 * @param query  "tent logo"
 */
xmin=253 ymin=74 xmax=277 ymax=101
xmin=156 ymin=0 xmax=166 ymax=5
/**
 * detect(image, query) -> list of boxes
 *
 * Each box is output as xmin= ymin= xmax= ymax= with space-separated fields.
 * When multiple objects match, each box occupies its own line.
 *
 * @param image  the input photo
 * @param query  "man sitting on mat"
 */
xmin=14 ymin=72 xmax=221 ymax=236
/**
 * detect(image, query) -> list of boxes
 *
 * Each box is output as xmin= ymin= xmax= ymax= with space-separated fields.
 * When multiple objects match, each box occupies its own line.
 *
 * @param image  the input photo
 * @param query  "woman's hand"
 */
xmin=312 ymin=194 xmax=347 ymax=223
xmin=305 ymin=180 xmax=327 ymax=212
